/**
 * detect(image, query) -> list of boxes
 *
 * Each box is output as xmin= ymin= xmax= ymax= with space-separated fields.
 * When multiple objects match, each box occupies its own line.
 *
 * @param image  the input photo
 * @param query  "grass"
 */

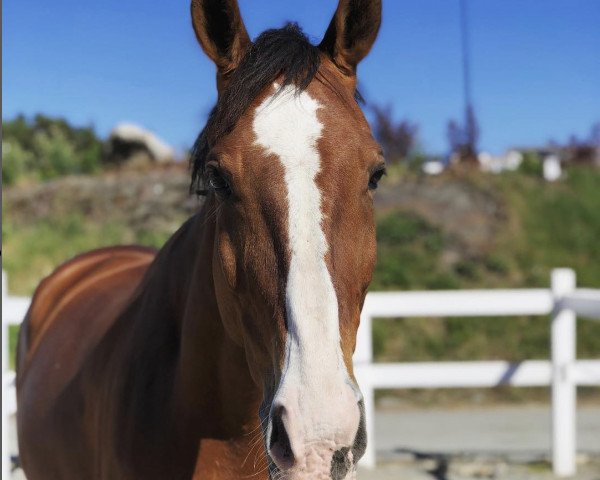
xmin=8 ymin=326 xmax=19 ymax=370
xmin=370 ymin=166 xmax=600 ymax=378
xmin=2 ymin=213 xmax=170 ymax=295
xmin=502 ymin=168 xmax=600 ymax=287
xmin=371 ymin=213 xmax=455 ymax=290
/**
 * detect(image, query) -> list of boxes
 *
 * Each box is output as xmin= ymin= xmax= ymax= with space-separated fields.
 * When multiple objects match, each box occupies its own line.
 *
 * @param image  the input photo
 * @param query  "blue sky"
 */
xmin=3 ymin=1 xmax=599 ymax=154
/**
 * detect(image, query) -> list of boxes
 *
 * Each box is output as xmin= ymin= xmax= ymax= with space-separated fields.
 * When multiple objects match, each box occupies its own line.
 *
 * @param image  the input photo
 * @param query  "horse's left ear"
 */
xmin=191 ymin=0 xmax=251 ymax=78
xmin=319 ymin=0 xmax=382 ymax=77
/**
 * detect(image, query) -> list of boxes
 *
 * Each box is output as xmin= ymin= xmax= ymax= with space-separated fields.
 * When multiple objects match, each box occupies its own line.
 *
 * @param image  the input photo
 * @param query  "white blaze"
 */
xmin=253 ymin=84 xmax=356 ymax=450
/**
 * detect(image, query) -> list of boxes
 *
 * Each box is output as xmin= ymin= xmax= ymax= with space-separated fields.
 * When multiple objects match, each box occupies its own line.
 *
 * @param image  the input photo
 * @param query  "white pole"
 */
xmin=2 ymin=271 xmax=8 ymax=376
xmin=2 ymin=271 xmax=11 ymax=480
xmin=551 ymin=268 xmax=577 ymax=477
xmin=354 ymin=311 xmax=376 ymax=469
xmin=359 ymin=377 xmax=376 ymax=469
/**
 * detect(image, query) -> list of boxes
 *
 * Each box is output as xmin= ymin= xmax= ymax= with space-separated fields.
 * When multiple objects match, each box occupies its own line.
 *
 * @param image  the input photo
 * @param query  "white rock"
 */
xmin=108 ymin=123 xmax=174 ymax=164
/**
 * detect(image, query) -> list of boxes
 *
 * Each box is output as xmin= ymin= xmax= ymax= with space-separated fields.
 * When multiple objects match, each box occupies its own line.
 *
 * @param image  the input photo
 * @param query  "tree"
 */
xmin=447 ymin=104 xmax=479 ymax=164
xmin=2 ymin=114 xmax=103 ymax=184
xmin=565 ymin=124 xmax=600 ymax=165
xmin=589 ymin=122 xmax=600 ymax=147
xmin=371 ymin=104 xmax=418 ymax=163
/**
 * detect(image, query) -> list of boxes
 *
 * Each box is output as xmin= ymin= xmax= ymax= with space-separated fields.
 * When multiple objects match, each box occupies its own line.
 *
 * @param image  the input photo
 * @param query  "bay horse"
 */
xmin=16 ymin=1 xmax=383 ymax=478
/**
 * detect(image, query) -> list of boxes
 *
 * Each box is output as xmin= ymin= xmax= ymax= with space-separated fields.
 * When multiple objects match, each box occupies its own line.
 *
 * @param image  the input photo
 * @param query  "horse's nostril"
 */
xmin=351 ymin=399 xmax=367 ymax=461
xmin=330 ymin=447 xmax=352 ymax=480
xmin=269 ymin=406 xmax=295 ymax=469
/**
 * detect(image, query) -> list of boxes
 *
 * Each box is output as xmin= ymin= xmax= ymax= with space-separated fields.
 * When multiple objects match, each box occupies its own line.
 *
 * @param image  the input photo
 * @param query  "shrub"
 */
xmin=2 ymin=114 xmax=102 ymax=184
xmin=2 ymin=141 xmax=34 ymax=185
xmin=518 ymin=151 xmax=543 ymax=176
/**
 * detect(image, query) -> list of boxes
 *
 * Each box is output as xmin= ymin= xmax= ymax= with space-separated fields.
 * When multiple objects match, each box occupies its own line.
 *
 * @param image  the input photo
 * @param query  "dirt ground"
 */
xmin=358 ymin=456 xmax=600 ymax=480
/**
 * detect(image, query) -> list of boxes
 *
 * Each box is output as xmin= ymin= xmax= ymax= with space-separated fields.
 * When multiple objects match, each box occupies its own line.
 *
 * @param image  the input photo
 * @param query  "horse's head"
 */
xmin=191 ymin=1 xmax=382 ymax=478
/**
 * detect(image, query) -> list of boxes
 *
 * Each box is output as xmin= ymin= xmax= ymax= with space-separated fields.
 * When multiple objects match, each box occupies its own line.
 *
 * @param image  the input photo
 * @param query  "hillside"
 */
xmin=3 ymin=164 xmax=600 ymax=401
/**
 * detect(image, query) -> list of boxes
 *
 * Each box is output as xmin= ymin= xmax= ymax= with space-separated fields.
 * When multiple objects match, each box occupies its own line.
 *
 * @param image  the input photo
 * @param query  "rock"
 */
xmin=104 ymin=123 xmax=175 ymax=166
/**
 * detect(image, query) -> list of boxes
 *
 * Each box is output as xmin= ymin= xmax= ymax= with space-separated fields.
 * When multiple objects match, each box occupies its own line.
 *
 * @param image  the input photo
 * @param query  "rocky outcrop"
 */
xmin=3 ymin=164 xmax=200 ymax=236
xmin=104 ymin=123 xmax=175 ymax=166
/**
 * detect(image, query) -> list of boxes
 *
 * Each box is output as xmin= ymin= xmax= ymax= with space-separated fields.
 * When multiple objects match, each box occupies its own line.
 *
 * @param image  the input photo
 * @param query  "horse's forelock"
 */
xmin=190 ymin=23 xmax=346 ymax=195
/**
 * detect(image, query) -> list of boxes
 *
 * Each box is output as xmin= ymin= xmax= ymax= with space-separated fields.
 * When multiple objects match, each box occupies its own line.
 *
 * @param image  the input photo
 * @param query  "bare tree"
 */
xmin=589 ymin=121 xmax=600 ymax=147
xmin=447 ymin=104 xmax=479 ymax=164
xmin=564 ymin=123 xmax=600 ymax=165
xmin=371 ymin=104 xmax=418 ymax=163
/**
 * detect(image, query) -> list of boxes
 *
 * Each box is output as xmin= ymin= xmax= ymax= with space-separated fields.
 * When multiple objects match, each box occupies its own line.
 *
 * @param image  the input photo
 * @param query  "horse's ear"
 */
xmin=319 ymin=0 xmax=382 ymax=76
xmin=191 ymin=0 xmax=250 ymax=76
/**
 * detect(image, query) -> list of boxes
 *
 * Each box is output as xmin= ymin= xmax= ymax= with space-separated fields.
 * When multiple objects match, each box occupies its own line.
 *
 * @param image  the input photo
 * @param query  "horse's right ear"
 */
xmin=191 ymin=0 xmax=250 ymax=78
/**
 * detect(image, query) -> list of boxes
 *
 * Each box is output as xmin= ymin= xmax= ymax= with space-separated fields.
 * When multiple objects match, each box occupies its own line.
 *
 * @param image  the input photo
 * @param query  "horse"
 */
xmin=16 ymin=1 xmax=383 ymax=478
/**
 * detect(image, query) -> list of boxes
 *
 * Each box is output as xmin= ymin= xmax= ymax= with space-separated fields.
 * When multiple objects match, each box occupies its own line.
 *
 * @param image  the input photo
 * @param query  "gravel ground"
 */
xmin=358 ymin=456 xmax=600 ymax=480
xmin=358 ymin=404 xmax=600 ymax=480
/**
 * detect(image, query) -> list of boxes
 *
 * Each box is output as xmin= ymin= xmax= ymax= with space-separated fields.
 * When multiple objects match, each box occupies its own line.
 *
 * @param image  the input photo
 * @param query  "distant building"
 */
xmin=511 ymin=144 xmax=600 ymax=169
xmin=422 ymin=160 xmax=445 ymax=175
xmin=543 ymin=154 xmax=562 ymax=182
xmin=478 ymin=150 xmax=523 ymax=173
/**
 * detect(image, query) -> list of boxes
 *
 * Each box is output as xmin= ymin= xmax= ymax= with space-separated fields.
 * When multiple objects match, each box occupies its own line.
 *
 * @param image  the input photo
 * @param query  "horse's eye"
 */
xmin=207 ymin=167 xmax=231 ymax=197
xmin=368 ymin=167 xmax=386 ymax=191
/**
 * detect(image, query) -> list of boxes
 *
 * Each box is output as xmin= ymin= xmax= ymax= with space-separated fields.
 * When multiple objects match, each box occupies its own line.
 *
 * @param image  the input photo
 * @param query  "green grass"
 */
xmin=3 ymin=214 xmax=127 ymax=294
xmin=501 ymin=167 xmax=600 ymax=287
xmin=371 ymin=213 xmax=456 ymax=290
xmin=373 ymin=315 xmax=600 ymax=363
xmin=8 ymin=326 xmax=19 ymax=370
xmin=370 ymin=166 xmax=600 ymax=366
xmin=2 ymin=213 xmax=171 ymax=295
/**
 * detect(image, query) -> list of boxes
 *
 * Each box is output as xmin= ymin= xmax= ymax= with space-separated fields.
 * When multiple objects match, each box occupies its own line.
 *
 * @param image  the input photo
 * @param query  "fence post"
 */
xmin=2 ymin=271 xmax=10 ymax=480
xmin=355 ymin=310 xmax=376 ymax=468
xmin=551 ymin=268 xmax=576 ymax=477
xmin=2 ymin=271 xmax=7 ymax=376
xmin=360 ymin=376 xmax=376 ymax=469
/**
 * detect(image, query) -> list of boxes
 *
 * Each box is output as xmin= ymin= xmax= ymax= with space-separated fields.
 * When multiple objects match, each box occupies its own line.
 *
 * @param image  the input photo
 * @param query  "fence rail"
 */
xmin=354 ymin=268 xmax=600 ymax=477
xmin=3 ymin=269 xmax=600 ymax=479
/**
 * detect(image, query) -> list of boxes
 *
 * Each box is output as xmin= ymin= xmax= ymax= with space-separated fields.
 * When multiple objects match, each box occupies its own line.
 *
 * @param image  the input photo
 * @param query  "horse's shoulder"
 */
xmin=19 ymin=245 xmax=157 ymax=375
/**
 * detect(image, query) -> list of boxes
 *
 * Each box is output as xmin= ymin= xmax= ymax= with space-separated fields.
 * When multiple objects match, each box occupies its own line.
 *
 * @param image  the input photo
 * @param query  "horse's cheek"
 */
xmin=216 ymin=230 xmax=238 ymax=291
xmin=211 ymin=230 xmax=246 ymax=342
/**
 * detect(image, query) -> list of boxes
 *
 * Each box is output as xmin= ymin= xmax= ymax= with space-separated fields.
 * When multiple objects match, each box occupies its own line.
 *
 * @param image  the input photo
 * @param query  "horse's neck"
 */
xmin=167 ymin=205 xmax=262 ymax=439
xmin=98 ymin=203 xmax=261 ymax=475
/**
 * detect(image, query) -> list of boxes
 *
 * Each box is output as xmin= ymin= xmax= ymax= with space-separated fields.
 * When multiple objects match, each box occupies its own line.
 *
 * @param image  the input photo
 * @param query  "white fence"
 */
xmin=3 ymin=271 xmax=28 ymax=480
xmin=354 ymin=268 xmax=600 ymax=476
xmin=3 ymin=269 xmax=600 ymax=478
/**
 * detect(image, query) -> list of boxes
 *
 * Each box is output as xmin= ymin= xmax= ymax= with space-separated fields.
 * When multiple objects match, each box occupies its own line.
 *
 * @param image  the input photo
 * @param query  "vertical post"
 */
xmin=2 ymin=271 xmax=7 ymax=376
xmin=360 ymin=376 xmax=376 ymax=469
xmin=355 ymin=310 xmax=376 ymax=469
xmin=2 ymin=271 xmax=10 ymax=480
xmin=551 ymin=268 xmax=576 ymax=477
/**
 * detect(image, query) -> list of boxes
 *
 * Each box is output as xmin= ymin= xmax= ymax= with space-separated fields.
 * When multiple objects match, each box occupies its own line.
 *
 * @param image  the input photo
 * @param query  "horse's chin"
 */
xmin=268 ymin=457 xmax=358 ymax=480
xmin=269 ymin=469 xmax=357 ymax=480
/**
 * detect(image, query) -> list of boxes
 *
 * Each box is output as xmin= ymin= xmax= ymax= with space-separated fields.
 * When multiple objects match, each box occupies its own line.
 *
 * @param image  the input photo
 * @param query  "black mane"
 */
xmin=190 ymin=23 xmax=322 ymax=194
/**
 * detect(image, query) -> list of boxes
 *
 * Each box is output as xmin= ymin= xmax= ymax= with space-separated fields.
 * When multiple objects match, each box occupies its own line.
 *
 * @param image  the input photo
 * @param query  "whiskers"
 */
xmin=240 ymin=416 xmax=270 ymax=477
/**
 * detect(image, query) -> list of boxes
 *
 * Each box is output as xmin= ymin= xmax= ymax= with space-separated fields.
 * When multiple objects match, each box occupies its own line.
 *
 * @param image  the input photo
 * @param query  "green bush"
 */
xmin=518 ymin=151 xmax=543 ymax=177
xmin=373 ymin=212 xmax=451 ymax=290
xmin=2 ymin=114 xmax=102 ymax=185
xmin=2 ymin=141 xmax=34 ymax=185
xmin=33 ymin=127 xmax=79 ymax=179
